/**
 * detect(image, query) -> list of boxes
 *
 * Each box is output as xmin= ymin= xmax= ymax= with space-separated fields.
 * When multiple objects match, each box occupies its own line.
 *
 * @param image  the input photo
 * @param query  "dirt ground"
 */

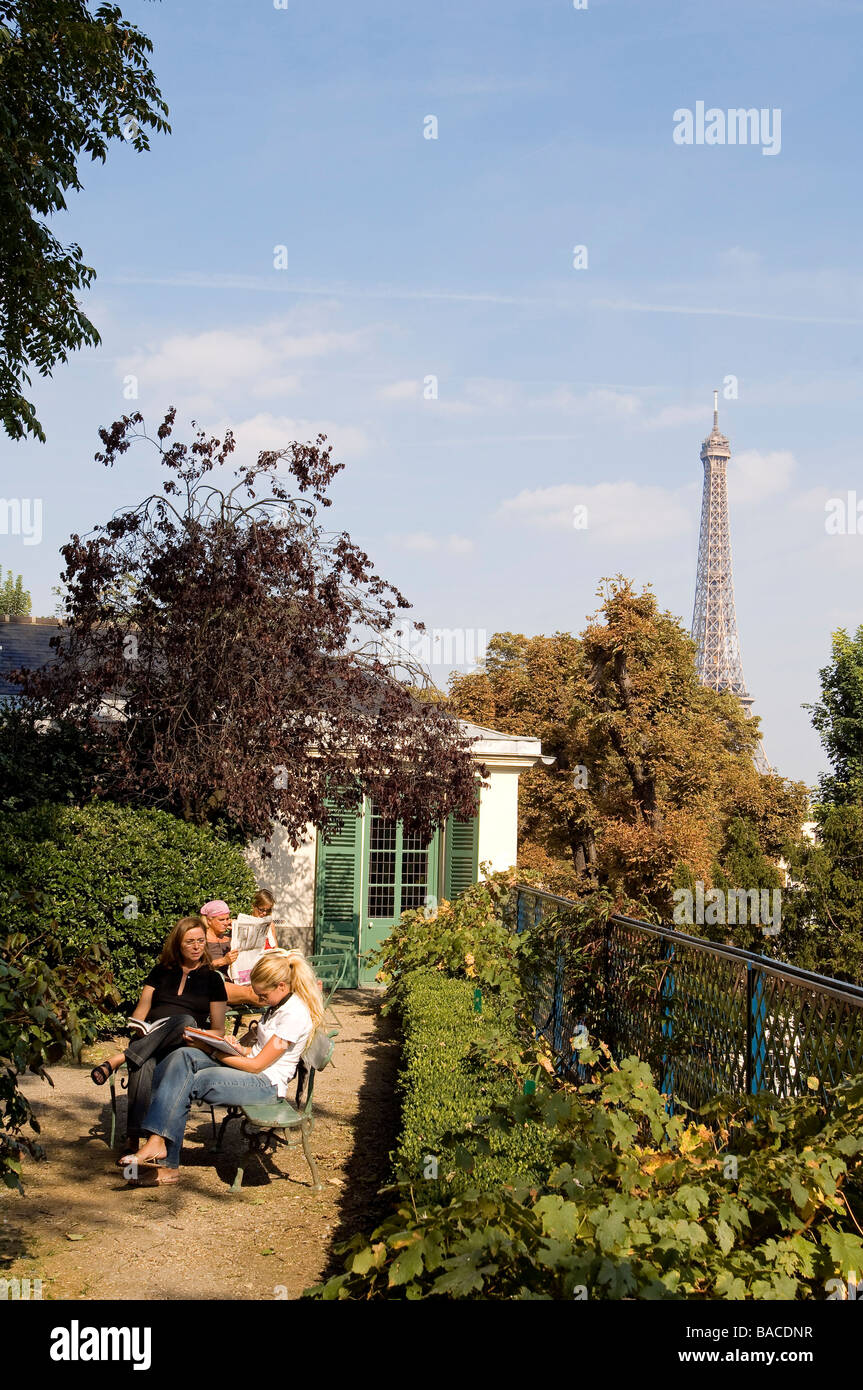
xmin=0 ymin=991 xmax=400 ymax=1300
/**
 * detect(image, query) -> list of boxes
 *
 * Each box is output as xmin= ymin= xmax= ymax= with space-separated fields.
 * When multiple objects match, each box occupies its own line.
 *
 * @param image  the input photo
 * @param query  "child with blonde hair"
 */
xmin=121 ymin=950 xmax=323 ymax=1185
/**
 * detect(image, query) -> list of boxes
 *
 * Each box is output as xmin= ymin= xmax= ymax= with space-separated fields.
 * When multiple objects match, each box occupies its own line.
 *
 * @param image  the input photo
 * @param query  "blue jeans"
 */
xmin=141 ymin=1046 xmax=279 ymax=1166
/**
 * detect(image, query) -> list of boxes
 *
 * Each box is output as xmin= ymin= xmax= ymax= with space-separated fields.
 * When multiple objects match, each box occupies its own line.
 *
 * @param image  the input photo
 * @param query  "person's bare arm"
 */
xmin=208 ymin=1000 xmax=227 ymax=1037
xmin=220 ymin=1035 xmax=291 ymax=1073
xmin=130 ymin=985 xmax=155 ymax=1023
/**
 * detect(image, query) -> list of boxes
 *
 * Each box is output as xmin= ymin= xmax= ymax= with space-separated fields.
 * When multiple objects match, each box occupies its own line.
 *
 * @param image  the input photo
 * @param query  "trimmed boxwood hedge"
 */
xmin=394 ymin=970 xmax=555 ymax=1197
xmin=0 ymin=801 xmax=257 ymax=1026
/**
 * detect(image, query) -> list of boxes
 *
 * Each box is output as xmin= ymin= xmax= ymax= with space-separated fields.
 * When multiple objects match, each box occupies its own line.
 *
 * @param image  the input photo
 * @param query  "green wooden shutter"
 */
xmin=314 ymin=805 xmax=362 ymax=987
xmin=444 ymin=813 xmax=479 ymax=901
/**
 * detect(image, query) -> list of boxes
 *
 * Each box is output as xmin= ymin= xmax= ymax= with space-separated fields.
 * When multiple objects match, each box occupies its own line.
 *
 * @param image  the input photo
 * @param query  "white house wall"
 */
xmin=244 ymin=823 xmax=318 ymax=956
xmin=477 ymin=767 xmax=521 ymax=877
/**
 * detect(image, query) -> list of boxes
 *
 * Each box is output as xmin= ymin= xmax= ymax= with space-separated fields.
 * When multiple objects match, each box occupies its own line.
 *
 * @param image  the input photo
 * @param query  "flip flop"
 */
xmin=126 ymin=1167 xmax=179 ymax=1187
xmin=90 ymin=1062 xmax=114 ymax=1086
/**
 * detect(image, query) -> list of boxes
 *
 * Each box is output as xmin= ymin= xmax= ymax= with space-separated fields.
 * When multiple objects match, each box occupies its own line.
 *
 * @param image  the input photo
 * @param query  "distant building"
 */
xmin=0 ymin=616 xmax=64 ymax=701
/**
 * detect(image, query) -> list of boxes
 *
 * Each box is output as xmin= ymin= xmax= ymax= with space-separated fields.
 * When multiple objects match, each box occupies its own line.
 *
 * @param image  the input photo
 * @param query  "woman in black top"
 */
xmin=90 ymin=916 xmax=228 ymax=1148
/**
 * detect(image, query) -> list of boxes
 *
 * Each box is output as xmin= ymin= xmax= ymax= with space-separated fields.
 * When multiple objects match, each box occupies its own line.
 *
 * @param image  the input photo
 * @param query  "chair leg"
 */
xmin=232 ymin=1129 xmax=266 ymax=1190
xmin=215 ymin=1108 xmax=238 ymax=1154
xmin=109 ymin=1078 xmax=116 ymax=1149
xmin=300 ymin=1119 xmax=322 ymax=1191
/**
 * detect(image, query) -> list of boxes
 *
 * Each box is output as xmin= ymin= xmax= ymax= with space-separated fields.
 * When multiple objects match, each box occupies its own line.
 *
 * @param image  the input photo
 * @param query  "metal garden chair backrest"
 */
xmin=308 ymin=948 xmax=350 ymax=1024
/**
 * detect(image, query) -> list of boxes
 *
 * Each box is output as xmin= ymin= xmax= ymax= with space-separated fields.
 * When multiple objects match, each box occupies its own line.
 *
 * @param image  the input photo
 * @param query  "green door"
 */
xmin=359 ymin=802 xmax=439 ymax=985
xmin=313 ymin=804 xmax=363 ymax=988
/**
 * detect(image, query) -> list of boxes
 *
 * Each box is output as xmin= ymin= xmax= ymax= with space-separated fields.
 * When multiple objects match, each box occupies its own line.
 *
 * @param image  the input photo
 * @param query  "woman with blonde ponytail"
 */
xmin=120 ymin=949 xmax=322 ymax=1185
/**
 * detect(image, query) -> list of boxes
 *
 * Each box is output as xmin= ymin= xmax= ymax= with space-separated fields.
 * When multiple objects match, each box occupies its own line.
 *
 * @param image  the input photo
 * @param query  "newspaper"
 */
xmin=229 ymin=914 xmax=273 ymax=984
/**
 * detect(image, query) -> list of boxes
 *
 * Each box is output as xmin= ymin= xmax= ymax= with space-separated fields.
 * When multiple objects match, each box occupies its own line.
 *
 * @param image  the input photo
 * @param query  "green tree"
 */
xmin=780 ymin=628 xmax=863 ymax=983
xmin=805 ymin=626 xmax=863 ymax=806
xmin=0 ymin=1 xmax=169 ymax=441
xmin=449 ymin=579 xmax=807 ymax=918
xmin=18 ymin=411 xmax=479 ymax=843
xmin=782 ymin=806 xmax=863 ymax=984
xmin=0 ymin=568 xmax=30 ymax=615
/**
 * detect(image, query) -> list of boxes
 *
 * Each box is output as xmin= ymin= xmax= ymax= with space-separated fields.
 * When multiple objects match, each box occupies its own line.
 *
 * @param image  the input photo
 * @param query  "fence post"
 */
xmin=602 ymin=916 xmax=611 ymax=1048
xmin=516 ymin=889 xmax=525 ymax=935
xmin=746 ymin=962 xmax=765 ymax=1095
xmin=553 ymin=949 xmax=564 ymax=1056
xmin=660 ymin=938 xmax=675 ymax=1104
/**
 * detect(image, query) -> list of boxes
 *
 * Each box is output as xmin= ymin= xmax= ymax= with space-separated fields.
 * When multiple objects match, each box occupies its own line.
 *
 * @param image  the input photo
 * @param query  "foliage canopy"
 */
xmin=0 ymin=1 xmax=169 ymax=440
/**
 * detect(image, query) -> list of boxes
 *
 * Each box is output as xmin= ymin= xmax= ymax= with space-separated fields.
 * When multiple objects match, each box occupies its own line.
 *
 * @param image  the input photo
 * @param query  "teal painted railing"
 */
xmin=513 ymin=886 xmax=863 ymax=1110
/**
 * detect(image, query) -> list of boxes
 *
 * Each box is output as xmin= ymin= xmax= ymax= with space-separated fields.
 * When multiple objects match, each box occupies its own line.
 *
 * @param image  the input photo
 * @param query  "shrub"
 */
xmin=372 ymin=870 xmax=528 ymax=1012
xmin=0 ymin=702 xmax=105 ymax=814
xmin=1 ymin=889 xmax=117 ymax=1191
xmin=0 ymin=802 xmax=256 ymax=1026
xmin=393 ymin=971 xmax=555 ymax=1198
xmin=311 ymin=873 xmax=863 ymax=1300
xmin=311 ymin=1062 xmax=863 ymax=1300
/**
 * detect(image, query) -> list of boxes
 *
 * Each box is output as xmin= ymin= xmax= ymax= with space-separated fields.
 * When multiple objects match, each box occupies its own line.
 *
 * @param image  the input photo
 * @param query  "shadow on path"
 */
xmin=318 ymin=989 xmax=402 ymax=1283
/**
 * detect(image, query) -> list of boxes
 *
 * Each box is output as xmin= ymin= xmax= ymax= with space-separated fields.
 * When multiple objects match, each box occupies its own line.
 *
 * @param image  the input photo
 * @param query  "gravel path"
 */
xmin=0 ymin=991 xmax=400 ymax=1301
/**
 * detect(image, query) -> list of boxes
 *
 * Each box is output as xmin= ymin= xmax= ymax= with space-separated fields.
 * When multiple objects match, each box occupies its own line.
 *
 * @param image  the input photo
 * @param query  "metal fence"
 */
xmin=513 ymin=886 xmax=863 ymax=1110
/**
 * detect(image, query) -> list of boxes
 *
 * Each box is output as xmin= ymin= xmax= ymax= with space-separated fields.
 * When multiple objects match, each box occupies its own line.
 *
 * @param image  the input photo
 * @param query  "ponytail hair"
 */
xmin=249 ymin=949 xmax=325 ymax=1030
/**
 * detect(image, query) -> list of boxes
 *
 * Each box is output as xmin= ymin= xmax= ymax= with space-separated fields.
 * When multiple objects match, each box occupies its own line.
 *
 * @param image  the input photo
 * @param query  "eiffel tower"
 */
xmin=691 ymin=392 xmax=771 ymax=774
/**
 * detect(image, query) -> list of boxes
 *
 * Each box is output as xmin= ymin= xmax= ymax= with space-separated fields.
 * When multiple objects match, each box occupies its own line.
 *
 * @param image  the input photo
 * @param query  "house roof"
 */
xmin=0 ymin=619 xmax=65 ymax=700
xmin=458 ymin=719 xmax=548 ymax=766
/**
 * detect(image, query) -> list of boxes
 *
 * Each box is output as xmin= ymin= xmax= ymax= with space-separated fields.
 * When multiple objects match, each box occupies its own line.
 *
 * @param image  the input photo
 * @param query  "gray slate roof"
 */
xmin=0 ymin=620 xmax=64 ymax=700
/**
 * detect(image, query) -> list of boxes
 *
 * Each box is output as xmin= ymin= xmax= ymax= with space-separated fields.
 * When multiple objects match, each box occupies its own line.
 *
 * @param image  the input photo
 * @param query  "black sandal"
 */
xmin=90 ymin=1062 xmax=114 ymax=1086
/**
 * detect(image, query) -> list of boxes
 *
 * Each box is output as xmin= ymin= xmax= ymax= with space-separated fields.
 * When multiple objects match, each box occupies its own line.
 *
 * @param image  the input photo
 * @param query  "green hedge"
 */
xmin=0 ymin=802 xmax=257 ymax=1026
xmin=394 ymin=970 xmax=555 ymax=1197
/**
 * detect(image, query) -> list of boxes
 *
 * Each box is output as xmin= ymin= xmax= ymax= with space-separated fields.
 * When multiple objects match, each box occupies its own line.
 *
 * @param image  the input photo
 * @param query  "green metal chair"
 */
xmin=213 ymin=1029 xmax=337 ymax=1191
xmin=308 ymin=949 xmax=350 ymax=1026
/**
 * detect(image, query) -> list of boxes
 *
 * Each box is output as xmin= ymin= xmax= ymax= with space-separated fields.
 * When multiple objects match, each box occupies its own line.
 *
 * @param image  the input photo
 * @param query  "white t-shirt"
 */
xmin=251 ymin=994 xmax=313 ymax=1098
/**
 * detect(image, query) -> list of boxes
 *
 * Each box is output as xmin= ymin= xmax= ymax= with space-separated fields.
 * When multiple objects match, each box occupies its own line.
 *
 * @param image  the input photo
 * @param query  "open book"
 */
xmin=183 ymin=1027 xmax=246 ymax=1057
xmin=229 ymin=913 xmax=274 ymax=985
xmin=127 ymin=1017 xmax=171 ymax=1037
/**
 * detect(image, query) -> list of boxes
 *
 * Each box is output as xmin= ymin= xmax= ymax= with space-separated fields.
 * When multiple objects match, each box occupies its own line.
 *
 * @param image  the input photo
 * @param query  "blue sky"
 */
xmin=3 ymin=0 xmax=863 ymax=788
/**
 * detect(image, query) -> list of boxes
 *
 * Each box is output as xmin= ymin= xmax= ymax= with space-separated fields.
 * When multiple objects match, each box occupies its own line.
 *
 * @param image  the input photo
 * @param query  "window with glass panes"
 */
xmin=366 ymin=804 xmax=432 ymax=919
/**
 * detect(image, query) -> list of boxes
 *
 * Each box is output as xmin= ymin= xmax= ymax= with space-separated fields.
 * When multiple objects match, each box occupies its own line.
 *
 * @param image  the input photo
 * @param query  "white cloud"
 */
xmin=378 ymin=379 xmax=421 ymax=401
xmin=219 ymin=412 xmax=370 ymax=465
xmin=433 ymin=379 xmax=644 ymax=419
xmin=728 ymin=449 xmax=796 ymax=505
xmin=447 ymin=534 xmax=474 ymax=554
xmin=389 ymin=531 xmax=474 ymax=554
xmin=118 ymin=322 xmax=370 ymax=399
xmin=495 ymin=481 xmax=695 ymax=542
xmin=592 ymin=297 xmax=863 ymax=327
xmin=718 ymin=246 xmax=763 ymax=273
xmin=642 ymin=403 xmax=708 ymax=430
